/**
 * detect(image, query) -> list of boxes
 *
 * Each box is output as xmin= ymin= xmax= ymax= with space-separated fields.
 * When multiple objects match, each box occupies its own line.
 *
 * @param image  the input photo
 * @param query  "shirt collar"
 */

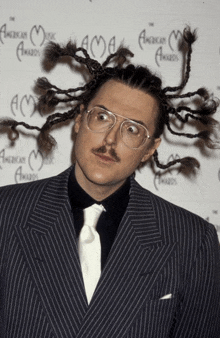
xmin=68 ymin=167 xmax=130 ymax=215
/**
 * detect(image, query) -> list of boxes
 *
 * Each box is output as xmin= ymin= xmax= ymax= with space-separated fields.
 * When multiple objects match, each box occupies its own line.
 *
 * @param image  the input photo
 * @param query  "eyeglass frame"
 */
xmin=85 ymin=106 xmax=153 ymax=149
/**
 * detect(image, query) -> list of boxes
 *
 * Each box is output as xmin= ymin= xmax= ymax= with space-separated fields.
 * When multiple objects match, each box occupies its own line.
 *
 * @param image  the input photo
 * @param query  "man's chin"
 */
xmin=86 ymin=173 xmax=122 ymax=187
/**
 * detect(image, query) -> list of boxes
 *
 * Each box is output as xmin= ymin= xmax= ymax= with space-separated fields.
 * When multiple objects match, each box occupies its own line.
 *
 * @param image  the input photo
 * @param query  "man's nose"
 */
xmin=103 ymin=123 xmax=120 ymax=146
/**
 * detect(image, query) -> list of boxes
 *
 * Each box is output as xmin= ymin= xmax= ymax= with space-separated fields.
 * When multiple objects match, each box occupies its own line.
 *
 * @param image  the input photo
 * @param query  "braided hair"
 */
xmin=1 ymin=27 xmax=219 ymax=170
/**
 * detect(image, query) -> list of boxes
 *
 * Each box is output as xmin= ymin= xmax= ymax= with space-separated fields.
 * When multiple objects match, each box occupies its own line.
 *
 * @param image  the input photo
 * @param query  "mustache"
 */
xmin=92 ymin=145 xmax=121 ymax=162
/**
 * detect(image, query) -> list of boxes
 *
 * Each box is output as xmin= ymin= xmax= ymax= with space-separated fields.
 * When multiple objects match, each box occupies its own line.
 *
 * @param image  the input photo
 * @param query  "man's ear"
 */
xmin=74 ymin=104 xmax=84 ymax=133
xmin=140 ymin=137 xmax=161 ymax=163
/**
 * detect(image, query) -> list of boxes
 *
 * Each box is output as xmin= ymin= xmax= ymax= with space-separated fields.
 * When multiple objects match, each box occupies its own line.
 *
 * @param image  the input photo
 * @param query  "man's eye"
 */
xmin=127 ymin=124 xmax=139 ymax=135
xmin=97 ymin=113 xmax=109 ymax=121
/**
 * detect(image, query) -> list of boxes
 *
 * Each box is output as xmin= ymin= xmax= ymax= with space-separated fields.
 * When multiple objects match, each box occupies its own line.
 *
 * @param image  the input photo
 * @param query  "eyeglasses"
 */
xmin=86 ymin=106 xmax=151 ymax=149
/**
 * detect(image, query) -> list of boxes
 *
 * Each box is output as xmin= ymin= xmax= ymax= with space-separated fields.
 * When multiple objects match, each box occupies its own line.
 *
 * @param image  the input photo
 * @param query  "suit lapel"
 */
xmin=76 ymin=177 xmax=177 ymax=338
xmin=15 ymin=167 xmax=88 ymax=338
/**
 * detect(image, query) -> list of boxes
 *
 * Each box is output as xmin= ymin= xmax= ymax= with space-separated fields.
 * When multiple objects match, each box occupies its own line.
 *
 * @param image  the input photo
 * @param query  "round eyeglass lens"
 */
xmin=121 ymin=121 xmax=147 ymax=148
xmin=87 ymin=108 xmax=114 ymax=132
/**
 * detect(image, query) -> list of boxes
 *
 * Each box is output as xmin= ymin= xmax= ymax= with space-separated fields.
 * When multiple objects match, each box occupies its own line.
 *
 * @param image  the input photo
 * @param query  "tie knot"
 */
xmin=83 ymin=203 xmax=105 ymax=228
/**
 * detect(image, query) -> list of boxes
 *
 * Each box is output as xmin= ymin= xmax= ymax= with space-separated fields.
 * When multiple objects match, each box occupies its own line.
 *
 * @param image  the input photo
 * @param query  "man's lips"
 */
xmin=93 ymin=152 xmax=116 ymax=162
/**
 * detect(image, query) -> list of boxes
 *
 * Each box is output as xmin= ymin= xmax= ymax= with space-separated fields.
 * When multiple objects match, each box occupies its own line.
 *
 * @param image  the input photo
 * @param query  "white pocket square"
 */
xmin=159 ymin=293 xmax=173 ymax=300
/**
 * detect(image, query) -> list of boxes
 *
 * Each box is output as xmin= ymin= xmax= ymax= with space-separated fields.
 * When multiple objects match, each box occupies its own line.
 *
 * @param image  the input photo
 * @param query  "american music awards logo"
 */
xmin=0 ymin=147 xmax=53 ymax=184
xmin=0 ymin=149 xmax=26 ymax=166
xmin=28 ymin=150 xmax=44 ymax=172
xmin=0 ymin=23 xmax=56 ymax=61
xmin=81 ymin=35 xmax=117 ymax=59
xmin=14 ymin=150 xmax=54 ymax=183
xmin=11 ymin=94 xmax=38 ymax=117
xmin=14 ymin=150 xmax=44 ymax=184
xmin=138 ymin=28 xmax=182 ymax=67
xmin=0 ymin=149 xmax=41 ymax=183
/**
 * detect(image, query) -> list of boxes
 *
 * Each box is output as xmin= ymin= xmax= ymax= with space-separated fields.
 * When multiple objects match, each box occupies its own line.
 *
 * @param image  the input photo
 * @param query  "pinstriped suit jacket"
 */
xmin=0 ymin=166 xmax=219 ymax=338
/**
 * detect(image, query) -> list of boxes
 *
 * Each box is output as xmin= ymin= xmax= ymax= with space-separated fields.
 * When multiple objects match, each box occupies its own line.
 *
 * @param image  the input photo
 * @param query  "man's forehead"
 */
xmin=88 ymin=79 xmax=159 ymax=125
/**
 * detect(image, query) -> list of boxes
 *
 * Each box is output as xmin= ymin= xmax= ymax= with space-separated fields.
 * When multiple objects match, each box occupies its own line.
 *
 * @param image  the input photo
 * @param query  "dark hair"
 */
xmin=1 ymin=27 xmax=219 ymax=170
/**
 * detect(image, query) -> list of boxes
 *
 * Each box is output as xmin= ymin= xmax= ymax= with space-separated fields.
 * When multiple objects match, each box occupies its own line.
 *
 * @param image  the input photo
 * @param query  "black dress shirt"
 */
xmin=68 ymin=168 xmax=130 ymax=269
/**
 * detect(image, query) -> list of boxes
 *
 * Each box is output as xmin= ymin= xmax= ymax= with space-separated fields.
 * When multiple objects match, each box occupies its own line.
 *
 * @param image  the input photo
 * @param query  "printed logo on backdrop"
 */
xmin=0 ymin=23 xmax=27 ymax=44
xmin=28 ymin=150 xmax=44 ymax=172
xmin=30 ymin=25 xmax=46 ymax=47
xmin=14 ymin=150 xmax=43 ymax=184
xmin=11 ymin=94 xmax=37 ymax=117
xmin=15 ymin=166 xmax=39 ymax=184
xmin=15 ymin=150 xmax=54 ymax=183
xmin=0 ymin=23 xmax=56 ymax=61
xmin=153 ymin=154 xmax=181 ymax=191
xmin=81 ymin=36 xmax=117 ymax=58
xmin=138 ymin=28 xmax=182 ymax=67
xmin=0 ymin=149 xmax=26 ymax=166
xmin=0 ymin=148 xmax=54 ymax=183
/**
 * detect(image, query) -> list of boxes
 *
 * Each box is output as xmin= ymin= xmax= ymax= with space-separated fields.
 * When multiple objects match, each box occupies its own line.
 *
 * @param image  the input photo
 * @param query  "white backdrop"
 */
xmin=0 ymin=0 xmax=220 ymax=239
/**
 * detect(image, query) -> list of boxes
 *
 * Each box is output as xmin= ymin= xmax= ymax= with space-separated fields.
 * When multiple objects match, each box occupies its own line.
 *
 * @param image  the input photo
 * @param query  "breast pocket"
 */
xmin=126 ymin=296 xmax=178 ymax=338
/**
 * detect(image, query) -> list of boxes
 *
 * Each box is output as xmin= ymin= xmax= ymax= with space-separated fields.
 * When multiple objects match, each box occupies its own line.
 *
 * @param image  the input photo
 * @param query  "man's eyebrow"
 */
xmin=131 ymin=119 xmax=148 ymax=129
xmin=96 ymin=104 xmax=108 ymax=111
xmin=95 ymin=104 xmax=148 ymax=129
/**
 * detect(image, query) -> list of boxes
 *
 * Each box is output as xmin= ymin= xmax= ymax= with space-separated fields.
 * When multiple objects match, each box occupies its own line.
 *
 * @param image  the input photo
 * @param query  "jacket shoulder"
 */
xmin=0 ymin=166 xmax=72 ymax=198
xmin=0 ymin=174 xmax=53 ymax=203
xmin=133 ymin=178 xmax=217 ymax=243
xmin=0 ymin=167 xmax=72 ymax=219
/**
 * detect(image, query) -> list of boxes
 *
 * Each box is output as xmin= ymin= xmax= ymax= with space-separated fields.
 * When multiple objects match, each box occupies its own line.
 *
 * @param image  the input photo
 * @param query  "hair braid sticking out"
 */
xmin=1 ymin=27 xmax=219 ymax=170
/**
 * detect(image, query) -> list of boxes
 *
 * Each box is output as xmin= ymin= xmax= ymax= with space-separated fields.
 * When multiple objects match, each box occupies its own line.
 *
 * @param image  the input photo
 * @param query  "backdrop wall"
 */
xmin=0 ymin=0 xmax=220 ymax=239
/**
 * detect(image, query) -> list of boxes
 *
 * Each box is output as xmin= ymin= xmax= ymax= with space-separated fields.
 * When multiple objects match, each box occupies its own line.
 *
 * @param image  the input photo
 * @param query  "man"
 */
xmin=0 ymin=28 xmax=219 ymax=337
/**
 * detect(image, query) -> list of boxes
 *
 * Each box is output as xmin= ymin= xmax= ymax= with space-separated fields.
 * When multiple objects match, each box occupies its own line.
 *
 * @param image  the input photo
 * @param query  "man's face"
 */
xmin=74 ymin=80 xmax=161 ymax=196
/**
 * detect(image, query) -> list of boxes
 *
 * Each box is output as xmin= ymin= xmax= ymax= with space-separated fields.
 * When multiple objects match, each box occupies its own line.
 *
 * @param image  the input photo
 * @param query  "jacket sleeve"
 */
xmin=170 ymin=223 xmax=220 ymax=338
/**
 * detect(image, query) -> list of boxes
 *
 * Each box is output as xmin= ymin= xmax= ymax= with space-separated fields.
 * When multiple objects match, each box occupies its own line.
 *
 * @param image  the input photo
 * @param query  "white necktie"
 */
xmin=78 ymin=203 xmax=105 ymax=304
